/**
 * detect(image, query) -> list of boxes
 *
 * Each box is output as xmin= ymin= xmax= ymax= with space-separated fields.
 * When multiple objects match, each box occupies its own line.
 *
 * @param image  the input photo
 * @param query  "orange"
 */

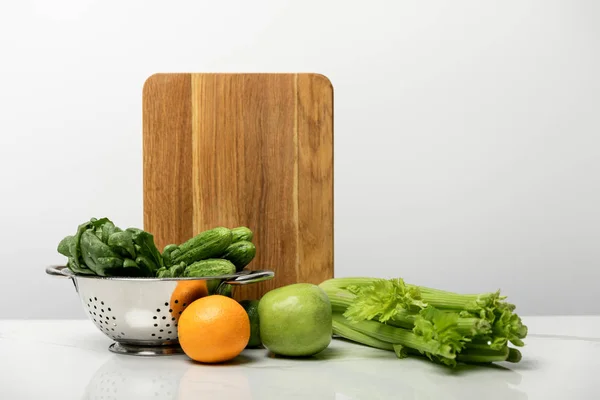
xmin=178 ymin=295 xmax=250 ymax=363
xmin=169 ymin=281 xmax=209 ymax=322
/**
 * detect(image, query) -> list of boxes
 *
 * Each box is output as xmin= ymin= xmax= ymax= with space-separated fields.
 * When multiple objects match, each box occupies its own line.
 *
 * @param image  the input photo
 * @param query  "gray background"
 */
xmin=1 ymin=0 xmax=598 ymax=319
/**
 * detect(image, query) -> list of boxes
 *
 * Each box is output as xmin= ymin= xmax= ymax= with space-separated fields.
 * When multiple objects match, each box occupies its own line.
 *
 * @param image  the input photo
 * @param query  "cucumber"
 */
xmin=169 ymin=248 xmax=182 ymax=261
xmin=240 ymin=299 xmax=261 ymax=348
xmin=214 ymin=283 xmax=233 ymax=297
xmin=163 ymin=244 xmax=179 ymax=254
xmin=221 ymin=240 xmax=256 ymax=271
xmin=183 ymin=259 xmax=236 ymax=277
xmin=172 ymin=227 xmax=232 ymax=265
xmin=177 ymin=227 xmax=232 ymax=254
xmin=156 ymin=262 xmax=186 ymax=278
xmin=162 ymin=244 xmax=179 ymax=266
xmin=231 ymin=226 xmax=253 ymax=243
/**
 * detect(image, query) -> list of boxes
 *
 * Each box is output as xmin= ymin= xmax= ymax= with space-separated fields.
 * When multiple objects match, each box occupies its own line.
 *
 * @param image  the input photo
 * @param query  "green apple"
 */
xmin=258 ymin=283 xmax=332 ymax=357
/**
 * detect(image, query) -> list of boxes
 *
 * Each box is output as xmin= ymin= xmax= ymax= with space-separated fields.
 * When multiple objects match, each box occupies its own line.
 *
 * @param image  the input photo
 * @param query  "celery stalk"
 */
xmin=386 ymin=314 xmax=416 ymax=330
xmin=457 ymin=345 xmax=509 ymax=363
xmin=507 ymin=348 xmax=522 ymax=363
xmin=334 ymin=313 xmax=462 ymax=363
xmin=456 ymin=317 xmax=491 ymax=336
xmin=386 ymin=314 xmax=491 ymax=336
xmin=417 ymin=289 xmax=499 ymax=312
xmin=332 ymin=314 xmax=394 ymax=351
xmin=320 ymin=277 xmax=380 ymax=291
xmin=325 ymin=288 xmax=356 ymax=311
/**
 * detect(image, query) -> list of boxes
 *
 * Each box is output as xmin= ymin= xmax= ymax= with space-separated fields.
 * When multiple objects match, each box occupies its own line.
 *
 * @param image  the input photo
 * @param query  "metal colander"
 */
xmin=46 ymin=265 xmax=274 ymax=356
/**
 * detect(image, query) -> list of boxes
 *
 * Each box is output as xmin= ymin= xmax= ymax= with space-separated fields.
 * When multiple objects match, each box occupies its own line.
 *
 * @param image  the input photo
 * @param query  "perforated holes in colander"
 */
xmin=151 ymin=303 xmax=169 ymax=340
xmin=87 ymin=297 xmax=122 ymax=340
xmin=149 ymin=301 xmax=187 ymax=341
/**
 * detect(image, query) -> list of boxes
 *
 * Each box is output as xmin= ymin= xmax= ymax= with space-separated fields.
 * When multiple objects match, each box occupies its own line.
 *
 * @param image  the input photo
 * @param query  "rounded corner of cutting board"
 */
xmin=306 ymin=73 xmax=334 ymax=92
xmin=142 ymin=73 xmax=191 ymax=97
xmin=142 ymin=72 xmax=164 ymax=94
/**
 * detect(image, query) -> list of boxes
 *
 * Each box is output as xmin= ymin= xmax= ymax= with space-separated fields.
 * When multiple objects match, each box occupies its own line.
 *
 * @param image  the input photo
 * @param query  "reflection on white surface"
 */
xmin=177 ymin=360 xmax=254 ymax=400
xmin=83 ymin=355 xmax=187 ymax=400
xmin=2 ymin=318 xmax=600 ymax=400
xmin=80 ymin=341 xmax=527 ymax=400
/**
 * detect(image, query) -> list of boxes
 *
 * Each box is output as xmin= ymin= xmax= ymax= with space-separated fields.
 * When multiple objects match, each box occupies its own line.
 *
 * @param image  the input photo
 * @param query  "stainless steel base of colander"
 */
xmin=108 ymin=342 xmax=185 ymax=356
xmin=46 ymin=265 xmax=275 ymax=356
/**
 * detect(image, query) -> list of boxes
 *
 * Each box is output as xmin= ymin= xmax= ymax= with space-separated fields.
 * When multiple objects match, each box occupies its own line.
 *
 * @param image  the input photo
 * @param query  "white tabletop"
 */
xmin=1 ymin=316 xmax=598 ymax=400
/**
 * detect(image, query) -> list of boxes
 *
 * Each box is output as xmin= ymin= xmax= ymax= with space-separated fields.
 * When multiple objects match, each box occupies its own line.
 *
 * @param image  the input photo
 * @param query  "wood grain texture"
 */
xmin=143 ymin=73 xmax=333 ymax=299
xmin=296 ymin=74 xmax=334 ymax=284
xmin=143 ymin=74 xmax=194 ymax=248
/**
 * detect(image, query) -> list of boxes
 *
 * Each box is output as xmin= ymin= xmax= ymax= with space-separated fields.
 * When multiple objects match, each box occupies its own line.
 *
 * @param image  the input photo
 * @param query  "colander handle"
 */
xmin=222 ymin=270 xmax=274 ymax=285
xmin=46 ymin=265 xmax=72 ymax=278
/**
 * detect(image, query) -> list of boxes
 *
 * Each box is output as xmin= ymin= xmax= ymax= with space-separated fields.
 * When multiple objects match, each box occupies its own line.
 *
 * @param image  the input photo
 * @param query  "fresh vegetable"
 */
xmin=58 ymin=220 xmax=259 ymax=279
xmin=183 ymin=259 xmax=236 ymax=277
xmin=332 ymin=314 xmax=393 ymax=351
xmin=221 ymin=241 xmax=256 ymax=271
xmin=258 ymin=283 xmax=332 ymax=357
xmin=231 ymin=226 xmax=253 ymax=243
xmin=212 ymin=282 xmax=234 ymax=297
xmin=156 ymin=261 xmax=186 ymax=278
xmin=57 ymin=218 xmax=163 ymax=277
xmin=319 ymin=277 xmax=527 ymax=367
xmin=240 ymin=299 xmax=262 ymax=348
xmin=162 ymin=244 xmax=180 ymax=266
xmin=169 ymin=227 xmax=233 ymax=266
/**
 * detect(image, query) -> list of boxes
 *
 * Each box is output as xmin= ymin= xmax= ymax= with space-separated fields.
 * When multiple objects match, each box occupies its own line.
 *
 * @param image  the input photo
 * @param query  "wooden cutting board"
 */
xmin=142 ymin=73 xmax=334 ymax=300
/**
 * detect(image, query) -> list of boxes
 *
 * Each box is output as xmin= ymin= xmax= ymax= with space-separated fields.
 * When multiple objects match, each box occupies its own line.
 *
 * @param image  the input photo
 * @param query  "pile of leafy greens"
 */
xmin=57 ymin=218 xmax=164 ymax=277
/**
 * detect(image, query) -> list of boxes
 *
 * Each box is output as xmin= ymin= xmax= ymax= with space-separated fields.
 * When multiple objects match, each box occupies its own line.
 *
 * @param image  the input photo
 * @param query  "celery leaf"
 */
xmin=343 ymin=278 xmax=427 ymax=323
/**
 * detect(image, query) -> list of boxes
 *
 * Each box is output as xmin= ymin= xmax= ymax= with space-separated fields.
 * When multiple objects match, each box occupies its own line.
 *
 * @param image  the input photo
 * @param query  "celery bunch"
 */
xmin=319 ymin=277 xmax=527 ymax=367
